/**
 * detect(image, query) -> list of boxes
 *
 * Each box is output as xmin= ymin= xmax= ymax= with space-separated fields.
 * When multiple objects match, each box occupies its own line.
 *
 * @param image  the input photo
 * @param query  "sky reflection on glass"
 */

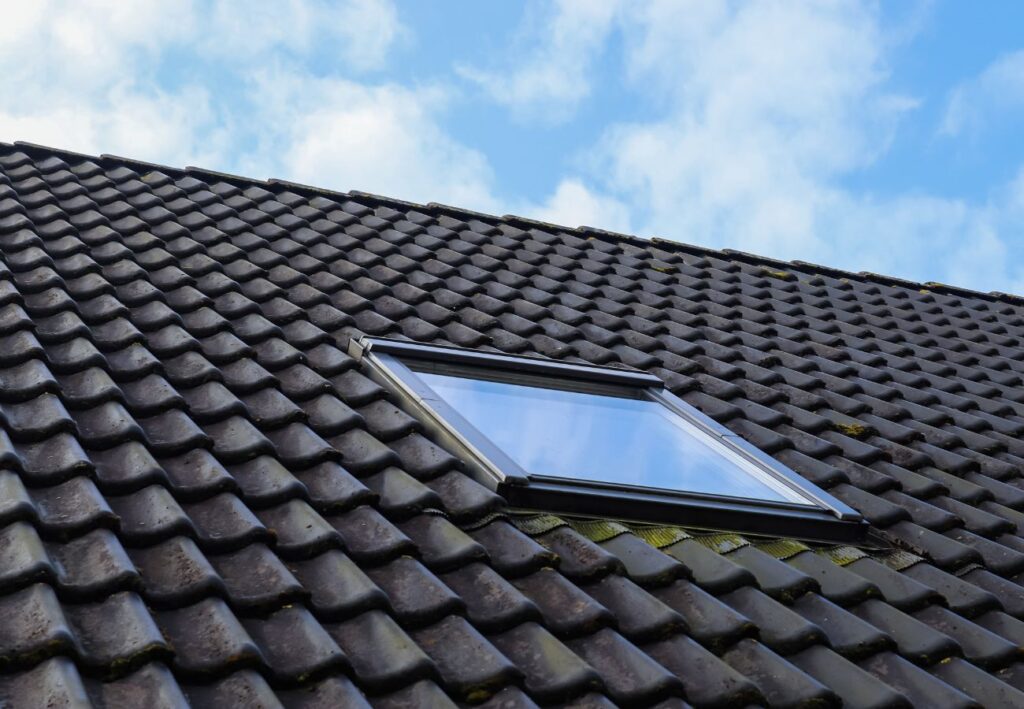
xmin=418 ymin=372 xmax=807 ymax=504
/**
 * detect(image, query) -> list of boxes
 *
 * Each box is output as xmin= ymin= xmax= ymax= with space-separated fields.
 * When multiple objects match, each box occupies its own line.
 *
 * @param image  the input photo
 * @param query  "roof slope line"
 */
xmin=5 ymin=139 xmax=1020 ymax=305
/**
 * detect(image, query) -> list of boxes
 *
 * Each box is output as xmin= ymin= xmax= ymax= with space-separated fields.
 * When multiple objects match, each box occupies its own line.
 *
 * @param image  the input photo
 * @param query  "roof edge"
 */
xmin=5 ymin=139 xmax=1021 ymax=306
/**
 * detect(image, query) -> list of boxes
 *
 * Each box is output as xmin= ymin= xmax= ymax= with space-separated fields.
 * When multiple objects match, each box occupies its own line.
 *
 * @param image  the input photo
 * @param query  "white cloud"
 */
xmin=472 ymin=0 xmax=1024 ymax=294
xmin=0 ymin=86 xmax=227 ymax=168
xmin=202 ymin=0 xmax=404 ymax=71
xmin=242 ymin=72 xmax=500 ymax=210
xmin=456 ymin=0 xmax=618 ymax=124
xmin=521 ymin=178 xmax=632 ymax=233
xmin=601 ymin=1 xmax=916 ymax=255
xmin=0 ymin=1 xmax=220 ymax=165
xmin=4 ymin=0 xmax=1023 ymax=295
xmin=0 ymin=0 xmax=406 ymax=166
xmin=0 ymin=0 xmax=517 ymax=221
xmin=940 ymin=50 xmax=1024 ymax=137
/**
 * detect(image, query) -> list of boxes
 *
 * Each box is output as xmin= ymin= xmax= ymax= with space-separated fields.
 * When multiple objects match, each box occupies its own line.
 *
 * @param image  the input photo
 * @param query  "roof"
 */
xmin=0 ymin=140 xmax=1023 ymax=708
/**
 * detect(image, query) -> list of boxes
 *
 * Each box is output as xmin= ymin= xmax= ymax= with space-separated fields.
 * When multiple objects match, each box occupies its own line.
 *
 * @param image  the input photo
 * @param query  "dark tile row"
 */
xmin=1 ymin=142 xmax=1024 ymax=707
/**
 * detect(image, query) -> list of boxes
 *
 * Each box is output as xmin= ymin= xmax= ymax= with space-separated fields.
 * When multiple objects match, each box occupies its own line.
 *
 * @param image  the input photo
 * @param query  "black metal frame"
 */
xmin=350 ymin=336 xmax=867 ymax=543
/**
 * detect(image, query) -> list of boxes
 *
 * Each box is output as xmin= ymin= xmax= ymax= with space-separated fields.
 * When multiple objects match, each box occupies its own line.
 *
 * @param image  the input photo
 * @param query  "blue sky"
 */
xmin=3 ymin=1 xmax=1024 ymax=294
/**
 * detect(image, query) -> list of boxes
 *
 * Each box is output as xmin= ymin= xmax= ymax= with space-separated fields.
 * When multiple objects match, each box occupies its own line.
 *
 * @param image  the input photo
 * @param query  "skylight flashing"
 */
xmin=351 ymin=336 xmax=867 ymax=543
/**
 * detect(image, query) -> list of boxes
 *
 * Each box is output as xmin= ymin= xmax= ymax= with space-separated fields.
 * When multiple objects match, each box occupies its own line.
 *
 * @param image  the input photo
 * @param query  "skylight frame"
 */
xmin=350 ymin=337 xmax=866 ymax=543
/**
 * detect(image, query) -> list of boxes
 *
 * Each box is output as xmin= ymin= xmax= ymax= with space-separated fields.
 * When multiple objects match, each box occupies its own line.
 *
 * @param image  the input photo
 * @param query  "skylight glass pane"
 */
xmin=417 ymin=371 xmax=810 ymax=505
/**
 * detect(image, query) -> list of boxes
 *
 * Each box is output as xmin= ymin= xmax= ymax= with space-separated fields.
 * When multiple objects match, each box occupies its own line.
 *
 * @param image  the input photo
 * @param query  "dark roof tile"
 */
xmin=652 ymin=579 xmax=756 ymax=654
xmin=853 ymin=598 xmax=961 ymax=665
xmin=0 ymin=657 xmax=93 ymax=709
xmin=366 ymin=556 xmax=462 ymax=627
xmin=931 ymin=657 xmax=1024 ymax=707
xmin=858 ymin=652 xmax=979 ymax=709
xmin=289 ymin=548 xmax=387 ymax=620
xmin=723 ymin=638 xmax=838 ymax=708
xmin=532 ymin=524 xmax=624 ymax=581
xmin=127 ymin=536 xmax=224 ymax=607
xmin=786 ymin=549 xmax=882 ymax=606
xmin=163 ymin=449 xmax=234 ymax=501
xmin=108 ymin=484 xmax=194 ymax=545
xmin=397 ymin=514 xmax=487 ymax=571
xmin=370 ymin=679 xmax=456 ymax=709
xmin=180 ymin=670 xmax=281 ymax=709
xmin=725 ymin=543 xmax=819 ymax=602
xmin=276 ymin=675 xmax=371 ymax=709
xmin=293 ymin=461 xmax=374 ymax=512
xmin=902 ymin=563 xmax=1002 ymax=616
xmin=489 ymin=622 xmax=602 ymax=703
xmin=513 ymin=568 xmax=613 ymax=639
xmin=156 ymin=597 xmax=262 ymax=677
xmin=207 ymin=543 xmax=304 ymax=610
xmin=325 ymin=610 xmax=434 ymax=692
xmin=241 ymin=387 xmax=305 ymax=428
xmin=410 ymin=616 xmax=520 ymax=702
xmin=240 ymin=606 xmax=347 ymax=684
xmin=595 ymin=531 xmax=686 ymax=586
xmin=32 ymin=475 xmax=116 ymax=538
xmin=368 ymin=465 xmax=444 ymax=514
xmin=582 ymin=574 xmax=686 ymax=643
xmin=255 ymin=499 xmax=338 ymax=559
xmin=0 ymin=583 xmax=77 ymax=671
xmin=788 ymin=645 xmax=911 ymax=709
xmin=440 ymin=562 xmax=539 ymax=632
xmin=721 ymin=586 xmax=826 ymax=654
xmin=792 ymin=593 xmax=894 ymax=660
xmin=565 ymin=628 xmax=682 ymax=705
xmin=47 ymin=528 xmax=138 ymax=600
xmin=470 ymin=519 xmax=559 ymax=578
xmin=914 ymin=604 xmax=1018 ymax=670
xmin=63 ymin=591 xmax=169 ymax=673
xmin=644 ymin=633 xmax=763 ymax=708
xmin=7 ymin=142 xmax=1024 ymax=704
xmin=266 ymin=422 xmax=338 ymax=468
xmin=657 ymin=537 xmax=754 ymax=595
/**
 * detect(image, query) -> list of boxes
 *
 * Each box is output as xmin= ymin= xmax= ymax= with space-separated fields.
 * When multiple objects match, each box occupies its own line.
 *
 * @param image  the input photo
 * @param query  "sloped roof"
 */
xmin=1 ymin=140 xmax=1024 ymax=708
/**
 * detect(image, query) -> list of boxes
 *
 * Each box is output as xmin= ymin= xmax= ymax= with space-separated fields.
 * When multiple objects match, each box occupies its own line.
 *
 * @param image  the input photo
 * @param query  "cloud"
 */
xmin=0 ymin=0 xmax=612 ymax=232
xmin=520 ymin=178 xmax=632 ymax=233
xmin=0 ymin=1 xmax=221 ymax=165
xmin=456 ymin=0 xmax=618 ymax=124
xmin=601 ymin=1 xmax=916 ymax=253
xmin=4 ymin=1 xmax=1023 ymax=295
xmin=242 ymin=72 xmax=500 ymax=210
xmin=940 ymin=50 xmax=1024 ymax=138
xmin=473 ymin=0 xmax=1024 ymax=293
xmin=202 ymin=0 xmax=405 ymax=71
xmin=0 ymin=0 xmax=406 ymax=167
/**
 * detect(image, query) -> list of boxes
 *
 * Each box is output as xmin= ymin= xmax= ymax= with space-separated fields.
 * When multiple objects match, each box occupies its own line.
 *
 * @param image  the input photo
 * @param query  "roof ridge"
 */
xmin=4 ymin=139 xmax=1021 ymax=306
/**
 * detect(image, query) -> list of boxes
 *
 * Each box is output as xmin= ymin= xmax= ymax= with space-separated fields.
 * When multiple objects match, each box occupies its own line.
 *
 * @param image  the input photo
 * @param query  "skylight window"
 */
xmin=352 ymin=337 xmax=865 ymax=542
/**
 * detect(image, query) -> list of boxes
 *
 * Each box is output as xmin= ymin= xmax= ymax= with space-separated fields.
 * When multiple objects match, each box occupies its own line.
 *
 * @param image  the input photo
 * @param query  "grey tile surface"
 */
xmin=2 ymin=141 xmax=1024 ymax=706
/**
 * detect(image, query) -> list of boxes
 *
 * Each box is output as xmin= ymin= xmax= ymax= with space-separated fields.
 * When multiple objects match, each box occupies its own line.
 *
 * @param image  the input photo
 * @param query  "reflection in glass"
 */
xmin=417 ymin=372 xmax=809 ymax=504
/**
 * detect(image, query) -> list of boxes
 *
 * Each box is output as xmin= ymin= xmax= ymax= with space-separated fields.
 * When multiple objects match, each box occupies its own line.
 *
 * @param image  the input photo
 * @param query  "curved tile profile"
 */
xmin=1 ymin=142 xmax=1024 ymax=706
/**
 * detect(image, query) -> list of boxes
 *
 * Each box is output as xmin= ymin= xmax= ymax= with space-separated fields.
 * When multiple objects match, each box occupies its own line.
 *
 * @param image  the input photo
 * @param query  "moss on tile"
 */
xmin=818 ymin=545 xmax=869 ymax=567
xmin=833 ymin=422 xmax=869 ymax=438
xmin=693 ymin=533 xmax=749 ymax=555
xmin=760 ymin=268 xmax=794 ymax=281
xmin=508 ymin=513 xmax=568 ymax=536
xmin=876 ymin=548 xmax=925 ymax=572
xmin=755 ymin=539 xmax=811 ymax=561
xmin=569 ymin=519 xmax=631 ymax=543
xmin=629 ymin=526 xmax=692 ymax=549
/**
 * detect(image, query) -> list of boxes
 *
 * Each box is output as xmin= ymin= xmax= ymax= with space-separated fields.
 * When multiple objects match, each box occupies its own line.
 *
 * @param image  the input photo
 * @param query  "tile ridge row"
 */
xmin=5 ymin=140 xmax=1024 ymax=308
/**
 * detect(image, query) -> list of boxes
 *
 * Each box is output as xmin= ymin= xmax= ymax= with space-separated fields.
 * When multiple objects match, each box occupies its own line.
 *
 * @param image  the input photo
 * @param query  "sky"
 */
xmin=3 ymin=1 xmax=1024 ymax=294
